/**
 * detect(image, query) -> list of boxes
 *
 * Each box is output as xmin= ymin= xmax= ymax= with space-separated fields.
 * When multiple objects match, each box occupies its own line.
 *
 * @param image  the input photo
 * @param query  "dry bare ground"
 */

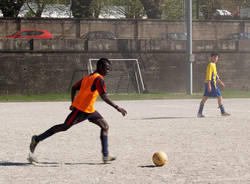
xmin=0 ymin=99 xmax=250 ymax=184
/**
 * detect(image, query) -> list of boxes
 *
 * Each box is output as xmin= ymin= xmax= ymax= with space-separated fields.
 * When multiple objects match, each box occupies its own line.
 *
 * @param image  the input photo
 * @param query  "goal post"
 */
xmin=88 ymin=58 xmax=145 ymax=94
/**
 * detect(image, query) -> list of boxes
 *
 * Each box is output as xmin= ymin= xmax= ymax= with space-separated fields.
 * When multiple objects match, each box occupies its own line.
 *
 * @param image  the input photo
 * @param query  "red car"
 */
xmin=4 ymin=29 xmax=53 ymax=39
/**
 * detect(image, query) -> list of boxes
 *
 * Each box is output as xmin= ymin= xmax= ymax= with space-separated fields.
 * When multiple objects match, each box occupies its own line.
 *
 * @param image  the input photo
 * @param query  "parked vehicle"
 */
xmin=3 ymin=29 xmax=53 ymax=39
xmin=223 ymin=32 xmax=250 ymax=40
xmin=160 ymin=32 xmax=187 ymax=40
xmin=83 ymin=31 xmax=117 ymax=40
xmin=215 ymin=9 xmax=232 ymax=16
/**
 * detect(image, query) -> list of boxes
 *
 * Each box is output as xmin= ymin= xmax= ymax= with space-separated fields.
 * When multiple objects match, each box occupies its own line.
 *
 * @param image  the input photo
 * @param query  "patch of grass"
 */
xmin=107 ymin=93 xmax=202 ymax=100
xmin=0 ymin=91 xmax=250 ymax=102
xmin=220 ymin=90 xmax=250 ymax=98
xmin=0 ymin=94 xmax=70 ymax=102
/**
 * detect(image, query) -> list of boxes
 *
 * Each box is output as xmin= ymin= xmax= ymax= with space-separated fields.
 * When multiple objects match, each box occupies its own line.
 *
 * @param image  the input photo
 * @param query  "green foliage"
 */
xmin=23 ymin=9 xmax=37 ymax=17
xmin=139 ymin=0 xmax=162 ymax=19
xmin=161 ymin=0 xmax=183 ymax=20
xmin=99 ymin=0 xmax=145 ymax=18
xmin=0 ymin=0 xmax=25 ymax=17
xmin=0 ymin=0 xmax=248 ymax=19
xmin=26 ymin=0 xmax=53 ymax=18
xmin=71 ymin=0 xmax=93 ymax=18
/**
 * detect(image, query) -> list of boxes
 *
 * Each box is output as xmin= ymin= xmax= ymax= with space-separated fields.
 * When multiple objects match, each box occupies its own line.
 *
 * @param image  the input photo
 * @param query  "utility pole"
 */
xmin=182 ymin=0 xmax=185 ymax=20
xmin=186 ymin=0 xmax=193 ymax=95
xmin=196 ymin=0 xmax=200 ymax=19
xmin=69 ymin=0 xmax=72 ymax=18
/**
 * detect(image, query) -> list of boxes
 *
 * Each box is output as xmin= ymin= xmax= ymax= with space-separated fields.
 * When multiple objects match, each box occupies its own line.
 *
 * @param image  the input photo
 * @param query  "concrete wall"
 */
xmin=1 ymin=38 xmax=250 ymax=95
xmin=1 ymin=18 xmax=250 ymax=95
xmin=2 ymin=18 xmax=250 ymax=40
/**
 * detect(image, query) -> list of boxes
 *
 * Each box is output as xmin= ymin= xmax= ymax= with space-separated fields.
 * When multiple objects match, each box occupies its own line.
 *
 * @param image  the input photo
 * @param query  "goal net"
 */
xmin=88 ymin=58 xmax=145 ymax=94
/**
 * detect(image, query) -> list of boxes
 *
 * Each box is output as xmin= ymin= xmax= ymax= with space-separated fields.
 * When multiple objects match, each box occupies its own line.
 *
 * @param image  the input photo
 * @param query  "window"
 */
xmin=20 ymin=31 xmax=34 ymax=37
xmin=32 ymin=31 xmax=44 ymax=36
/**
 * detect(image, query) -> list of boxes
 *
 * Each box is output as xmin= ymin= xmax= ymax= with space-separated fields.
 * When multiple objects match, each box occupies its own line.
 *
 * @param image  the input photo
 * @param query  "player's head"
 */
xmin=211 ymin=52 xmax=219 ymax=63
xmin=96 ymin=58 xmax=111 ymax=76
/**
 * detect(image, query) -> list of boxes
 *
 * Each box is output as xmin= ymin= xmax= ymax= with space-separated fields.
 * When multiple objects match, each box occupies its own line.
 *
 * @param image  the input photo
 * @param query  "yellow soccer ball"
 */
xmin=152 ymin=151 xmax=168 ymax=166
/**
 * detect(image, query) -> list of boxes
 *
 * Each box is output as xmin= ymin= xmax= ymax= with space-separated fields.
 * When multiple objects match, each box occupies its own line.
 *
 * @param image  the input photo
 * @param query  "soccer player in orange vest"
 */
xmin=29 ymin=58 xmax=127 ymax=163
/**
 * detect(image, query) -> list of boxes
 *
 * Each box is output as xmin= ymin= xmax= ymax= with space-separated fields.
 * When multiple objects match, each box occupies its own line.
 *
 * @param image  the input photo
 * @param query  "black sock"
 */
xmin=100 ymin=135 xmax=108 ymax=157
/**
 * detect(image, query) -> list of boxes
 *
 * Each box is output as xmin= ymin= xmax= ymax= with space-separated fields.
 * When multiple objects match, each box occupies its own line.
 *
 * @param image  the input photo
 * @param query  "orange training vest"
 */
xmin=72 ymin=73 xmax=104 ymax=113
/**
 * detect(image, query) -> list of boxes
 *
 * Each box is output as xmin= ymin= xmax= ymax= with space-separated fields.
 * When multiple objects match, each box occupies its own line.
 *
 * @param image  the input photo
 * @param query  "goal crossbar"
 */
xmin=88 ymin=58 xmax=145 ymax=93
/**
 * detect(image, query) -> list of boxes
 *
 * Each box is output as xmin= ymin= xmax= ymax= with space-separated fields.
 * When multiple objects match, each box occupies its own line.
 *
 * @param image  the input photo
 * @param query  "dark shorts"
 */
xmin=203 ymin=83 xmax=221 ymax=97
xmin=64 ymin=108 xmax=103 ymax=126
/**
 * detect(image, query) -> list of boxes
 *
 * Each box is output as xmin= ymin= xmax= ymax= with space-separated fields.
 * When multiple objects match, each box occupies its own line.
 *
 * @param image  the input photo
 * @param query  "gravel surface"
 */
xmin=1 ymin=99 xmax=250 ymax=184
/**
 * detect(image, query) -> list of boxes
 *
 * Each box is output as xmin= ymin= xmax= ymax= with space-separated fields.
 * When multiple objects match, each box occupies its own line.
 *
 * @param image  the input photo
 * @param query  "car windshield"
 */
xmin=20 ymin=31 xmax=39 ymax=37
xmin=168 ymin=33 xmax=187 ymax=40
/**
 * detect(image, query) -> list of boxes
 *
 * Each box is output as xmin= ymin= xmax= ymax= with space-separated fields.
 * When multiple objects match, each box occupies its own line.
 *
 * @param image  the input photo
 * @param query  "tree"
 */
xmin=139 ymin=0 xmax=163 ymax=19
xmin=26 ymin=0 xmax=54 ymax=17
xmin=101 ymin=0 xmax=145 ymax=19
xmin=161 ymin=0 xmax=183 ymax=20
xmin=71 ymin=0 xmax=94 ymax=18
xmin=70 ymin=0 xmax=145 ymax=19
xmin=114 ymin=0 xmax=145 ymax=19
xmin=243 ymin=0 xmax=250 ymax=7
xmin=200 ymin=0 xmax=221 ymax=19
xmin=0 ymin=0 xmax=25 ymax=17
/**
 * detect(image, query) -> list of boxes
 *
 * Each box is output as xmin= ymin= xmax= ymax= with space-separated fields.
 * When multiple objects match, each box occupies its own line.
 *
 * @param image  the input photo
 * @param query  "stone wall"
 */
xmin=1 ymin=18 xmax=250 ymax=40
xmin=1 ymin=38 xmax=250 ymax=95
xmin=1 ymin=18 xmax=250 ymax=95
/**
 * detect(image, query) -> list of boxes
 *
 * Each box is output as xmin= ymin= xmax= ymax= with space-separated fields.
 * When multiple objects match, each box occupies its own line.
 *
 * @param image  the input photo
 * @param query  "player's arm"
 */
xmin=207 ymin=80 xmax=212 ymax=92
xmin=95 ymin=77 xmax=127 ymax=116
xmin=217 ymin=76 xmax=225 ymax=88
xmin=206 ymin=64 xmax=212 ymax=92
xmin=100 ymin=93 xmax=127 ymax=116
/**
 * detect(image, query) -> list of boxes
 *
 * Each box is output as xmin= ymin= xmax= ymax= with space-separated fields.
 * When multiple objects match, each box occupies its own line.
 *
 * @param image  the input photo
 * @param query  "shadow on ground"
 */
xmin=132 ymin=116 xmax=194 ymax=120
xmin=0 ymin=161 xmax=109 ymax=167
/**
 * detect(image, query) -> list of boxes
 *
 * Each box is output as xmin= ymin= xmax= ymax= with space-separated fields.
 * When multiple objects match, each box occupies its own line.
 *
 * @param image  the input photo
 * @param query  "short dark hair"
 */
xmin=211 ymin=52 xmax=219 ymax=57
xmin=96 ymin=58 xmax=111 ymax=69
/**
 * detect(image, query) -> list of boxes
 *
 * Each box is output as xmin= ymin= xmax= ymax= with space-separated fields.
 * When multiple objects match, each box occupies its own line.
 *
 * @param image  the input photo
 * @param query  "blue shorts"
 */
xmin=203 ymin=83 xmax=221 ymax=97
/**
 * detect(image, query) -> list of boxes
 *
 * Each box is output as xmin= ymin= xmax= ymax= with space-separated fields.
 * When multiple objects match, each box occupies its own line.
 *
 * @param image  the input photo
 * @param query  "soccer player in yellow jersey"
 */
xmin=197 ymin=52 xmax=230 ymax=118
xmin=29 ymin=58 xmax=127 ymax=164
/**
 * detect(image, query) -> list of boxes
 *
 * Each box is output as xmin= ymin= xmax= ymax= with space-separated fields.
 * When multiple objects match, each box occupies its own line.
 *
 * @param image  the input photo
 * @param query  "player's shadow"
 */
xmin=140 ymin=116 xmax=193 ymax=120
xmin=0 ymin=161 xmax=104 ymax=167
xmin=64 ymin=162 xmax=105 ymax=166
xmin=0 ymin=161 xmax=30 ymax=166
xmin=139 ymin=165 xmax=157 ymax=168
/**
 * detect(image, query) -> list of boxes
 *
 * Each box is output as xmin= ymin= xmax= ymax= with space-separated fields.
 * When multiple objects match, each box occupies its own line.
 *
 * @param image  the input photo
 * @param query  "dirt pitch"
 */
xmin=1 ymin=99 xmax=250 ymax=184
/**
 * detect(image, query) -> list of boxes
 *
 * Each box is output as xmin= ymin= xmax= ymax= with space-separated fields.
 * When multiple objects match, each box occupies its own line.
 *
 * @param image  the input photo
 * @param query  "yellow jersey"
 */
xmin=205 ymin=62 xmax=218 ymax=86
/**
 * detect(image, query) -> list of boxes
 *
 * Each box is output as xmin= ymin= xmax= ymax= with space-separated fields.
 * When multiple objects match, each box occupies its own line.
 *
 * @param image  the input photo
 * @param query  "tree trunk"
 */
xmin=0 ymin=0 xmax=25 ymax=18
xmin=71 ymin=0 xmax=93 ymax=18
xmin=139 ymin=0 xmax=162 ymax=19
xmin=200 ymin=0 xmax=221 ymax=19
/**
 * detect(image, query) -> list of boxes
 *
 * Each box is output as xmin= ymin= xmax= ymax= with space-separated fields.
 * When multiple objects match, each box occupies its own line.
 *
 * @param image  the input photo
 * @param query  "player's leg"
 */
xmin=197 ymin=96 xmax=208 ymax=117
xmin=198 ymin=83 xmax=210 ymax=117
xmin=29 ymin=108 xmax=81 ymax=153
xmin=216 ymin=85 xmax=230 ymax=116
xmin=217 ymin=96 xmax=230 ymax=116
xmin=89 ymin=111 xmax=116 ymax=163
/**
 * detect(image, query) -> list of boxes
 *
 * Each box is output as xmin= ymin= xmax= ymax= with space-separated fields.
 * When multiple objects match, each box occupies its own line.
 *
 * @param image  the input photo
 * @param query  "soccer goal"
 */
xmin=88 ymin=58 xmax=145 ymax=94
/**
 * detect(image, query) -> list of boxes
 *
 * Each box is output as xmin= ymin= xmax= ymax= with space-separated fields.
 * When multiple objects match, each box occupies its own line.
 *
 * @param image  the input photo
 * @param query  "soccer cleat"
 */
xmin=30 ymin=135 xmax=39 ymax=153
xmin=222 ymin=112 xmax=230 ymax=116
xmin=102 ymin=155 xmax=116 ymax=164
xmin=197 ymin=113 xmax=205 ymax=118
xmin=27 ymin=153 xmax=38 ymax=163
